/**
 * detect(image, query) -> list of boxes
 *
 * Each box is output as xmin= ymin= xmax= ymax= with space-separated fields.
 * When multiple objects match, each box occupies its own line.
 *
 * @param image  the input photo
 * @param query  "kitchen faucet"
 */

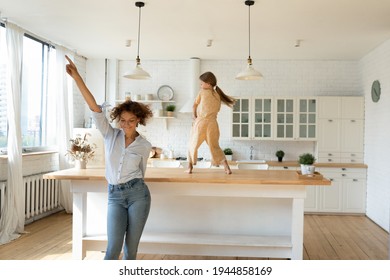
xmin=250 ymin=146 xmax=254 ymax=160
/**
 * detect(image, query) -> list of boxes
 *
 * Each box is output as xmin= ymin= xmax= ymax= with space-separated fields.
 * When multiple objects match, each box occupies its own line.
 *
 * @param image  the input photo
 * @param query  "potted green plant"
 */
xmin=298 ymin=153 xmax=316 ymax=175
xmin=223 ymin=148 xmax=233 ymax=161
xmin=166 ymin=104 xmax=176 ymax=117
xmin=275 ymin=150 xmax=285 ymax=162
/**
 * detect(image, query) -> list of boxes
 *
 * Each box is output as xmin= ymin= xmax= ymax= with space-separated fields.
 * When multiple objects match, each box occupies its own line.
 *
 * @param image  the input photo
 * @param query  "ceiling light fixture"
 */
xmin=236 ymin=0 xmax=263 ymax=80
xmin=123 ymin=1 xmax=150 ymax=79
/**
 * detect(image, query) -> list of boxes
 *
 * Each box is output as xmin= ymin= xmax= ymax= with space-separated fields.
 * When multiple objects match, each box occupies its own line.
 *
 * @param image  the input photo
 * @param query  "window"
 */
xmin=21 ymin=35 xmax=57 ymax=148
xmin=0 ymin=29 xmax=57 ymax=151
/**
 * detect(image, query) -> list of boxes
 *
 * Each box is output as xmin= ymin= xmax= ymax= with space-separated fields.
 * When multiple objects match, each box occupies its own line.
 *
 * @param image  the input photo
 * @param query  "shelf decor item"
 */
xmin=66 ymin=133 xmax=96 ymax=169
xmin=298 ymin=153 xmax=316 ymax=175
xmin=157 ymin=85 xmax=174 ymax=101
xmin=166 ymin=104 xmax=176 ymax=117
xmin=223 ymin=148 xmax=233 ymax=161
xmin=275 ymin=150 xmax=285 ymax=162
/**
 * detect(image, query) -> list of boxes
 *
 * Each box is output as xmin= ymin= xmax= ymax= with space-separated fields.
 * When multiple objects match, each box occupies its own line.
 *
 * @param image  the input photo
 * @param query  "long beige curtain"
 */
xmin=0 ymin=22 xmax=24 ymax=245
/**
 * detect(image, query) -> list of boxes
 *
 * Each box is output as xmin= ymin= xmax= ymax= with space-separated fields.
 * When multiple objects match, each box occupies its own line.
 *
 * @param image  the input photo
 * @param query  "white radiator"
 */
xmin=24 ymin=173 xmax=61 ymax=223
xmin=0 ymin=174 xmax=62 ymax=223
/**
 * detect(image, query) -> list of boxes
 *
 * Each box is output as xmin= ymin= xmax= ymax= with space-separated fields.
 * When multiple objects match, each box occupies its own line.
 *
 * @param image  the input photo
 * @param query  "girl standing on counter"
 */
xmin=187 ymin=72 xmax=235 ymax=174
xmin=65 ymin=55 xmax=153 ymax=260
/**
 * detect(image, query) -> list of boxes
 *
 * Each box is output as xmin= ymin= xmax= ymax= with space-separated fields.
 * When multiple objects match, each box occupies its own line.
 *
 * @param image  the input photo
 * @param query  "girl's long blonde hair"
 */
xmin=199 ymin=72 xmax=236 ymax=108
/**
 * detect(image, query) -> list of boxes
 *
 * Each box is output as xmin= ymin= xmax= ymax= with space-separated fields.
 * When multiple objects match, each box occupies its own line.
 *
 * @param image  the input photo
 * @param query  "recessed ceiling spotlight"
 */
xmin=206 ymin=39 xmax=213 ymax=47
xmin=125 ymin=40 xmax=131 ymax=47
xmin=295 ymin=40 xmax=301 ymax=48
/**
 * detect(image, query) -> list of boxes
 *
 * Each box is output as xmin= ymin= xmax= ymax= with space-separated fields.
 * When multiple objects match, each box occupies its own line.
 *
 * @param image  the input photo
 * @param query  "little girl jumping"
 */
xmin=187 ymin=72 xmax=235 ymax=174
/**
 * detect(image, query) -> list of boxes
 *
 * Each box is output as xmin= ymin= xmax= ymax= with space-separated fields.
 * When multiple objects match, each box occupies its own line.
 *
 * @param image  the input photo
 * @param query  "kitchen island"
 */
xmin=43 ymin=168 xmax=331 ymax=260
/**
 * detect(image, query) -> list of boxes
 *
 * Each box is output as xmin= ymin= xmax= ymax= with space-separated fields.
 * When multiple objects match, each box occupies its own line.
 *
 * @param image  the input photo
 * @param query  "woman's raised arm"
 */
xmin=65 ymin=55 xmax=102 ymax=113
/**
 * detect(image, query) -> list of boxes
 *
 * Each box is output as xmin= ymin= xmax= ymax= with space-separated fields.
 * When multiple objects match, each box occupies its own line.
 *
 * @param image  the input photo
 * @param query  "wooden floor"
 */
xmin=0 ymin=211 xmax=388 ymax=260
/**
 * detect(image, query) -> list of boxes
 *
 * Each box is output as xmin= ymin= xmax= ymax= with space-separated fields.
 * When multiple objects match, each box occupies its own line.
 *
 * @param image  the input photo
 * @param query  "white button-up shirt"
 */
xmin=92 ymin=110 xmax=152 ymax=185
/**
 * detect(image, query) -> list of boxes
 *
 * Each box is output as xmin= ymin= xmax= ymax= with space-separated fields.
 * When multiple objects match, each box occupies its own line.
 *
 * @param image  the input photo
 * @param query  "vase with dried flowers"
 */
xmin=66 ymin=133 xmax=96 ymax=169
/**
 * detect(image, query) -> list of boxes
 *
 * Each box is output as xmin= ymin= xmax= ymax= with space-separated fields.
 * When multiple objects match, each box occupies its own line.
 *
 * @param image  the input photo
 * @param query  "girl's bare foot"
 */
xmin=185 ymin=162 xmax=193 ymax=174
xmin=223 ymin=160 xmax=232 ymax=175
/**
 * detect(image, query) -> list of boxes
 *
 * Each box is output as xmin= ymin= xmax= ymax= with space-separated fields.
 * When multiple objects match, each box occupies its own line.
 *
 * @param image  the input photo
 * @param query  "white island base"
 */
xmin=44 ymin=168 xmax=330 ymax=260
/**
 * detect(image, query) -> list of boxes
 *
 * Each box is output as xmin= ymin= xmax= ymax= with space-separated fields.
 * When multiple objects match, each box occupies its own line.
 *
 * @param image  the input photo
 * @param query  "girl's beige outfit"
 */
xmin=188 ymin=89 xmax=226 ymax=166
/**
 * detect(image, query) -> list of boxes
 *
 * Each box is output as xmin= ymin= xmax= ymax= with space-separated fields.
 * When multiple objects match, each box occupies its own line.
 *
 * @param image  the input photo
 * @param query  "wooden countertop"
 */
xmin=147 ymin=158 xmax=367 ymax=169
xmin=43 ymin=167 xmax=331 ymax=186
xmin=267 ymin=161 xmax=368 ymax=168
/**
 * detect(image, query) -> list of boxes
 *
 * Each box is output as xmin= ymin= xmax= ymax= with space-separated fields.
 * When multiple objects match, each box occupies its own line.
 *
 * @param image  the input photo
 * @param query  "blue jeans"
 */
xmin=104 ymin=178 xmax=151 ymax=260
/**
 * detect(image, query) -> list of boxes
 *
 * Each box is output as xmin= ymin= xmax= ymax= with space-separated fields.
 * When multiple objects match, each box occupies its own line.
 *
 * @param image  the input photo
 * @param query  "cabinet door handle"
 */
xmin=328 ymin=119 xmax=333 ymax=122
xmin=353 ymin=179 xmax=358 ymax=182
xmin=328 ymin=159 xmax=332 ymax=162
xmin=341 ymin=168 xmax=347 ymax=171
xmin=342 ymin=174 xmax=347 ymax=177
xmin=351 ymin=120 xmax=356 ymax=123
xmin=283 ymin=166 xmax=288 ymax=169
xmin=328 ymin=153 xmax=333 ymax=156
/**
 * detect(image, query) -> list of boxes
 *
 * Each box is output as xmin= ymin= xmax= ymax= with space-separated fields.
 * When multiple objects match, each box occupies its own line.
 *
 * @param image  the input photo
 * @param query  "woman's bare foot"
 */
xmin=223 ymin=160 xmax=232 ymax=175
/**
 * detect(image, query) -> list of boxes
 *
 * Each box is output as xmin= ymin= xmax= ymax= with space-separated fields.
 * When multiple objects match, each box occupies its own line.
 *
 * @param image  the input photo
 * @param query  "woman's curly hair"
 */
xmin=110 ymin=100 xmax=153 ymax=126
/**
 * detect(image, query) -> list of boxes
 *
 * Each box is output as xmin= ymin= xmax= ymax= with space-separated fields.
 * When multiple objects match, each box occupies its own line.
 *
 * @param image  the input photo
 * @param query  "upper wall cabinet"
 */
xmin=232 ymin=96 xmax=317 ymax=141
xmin=317 ymin=96 xmax=364 ymax=163
xmin=232 ymin=97 xmax=273 ymax=140
xmin=274 ymin=97 xmax=317 ymax=141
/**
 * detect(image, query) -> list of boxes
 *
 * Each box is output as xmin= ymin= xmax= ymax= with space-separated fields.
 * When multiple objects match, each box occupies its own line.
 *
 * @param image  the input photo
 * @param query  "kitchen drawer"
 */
xmin=320 ymin=167 xmax=367 ymax=179
xmin=340 ymin=157 xmax=364 ymax=164
xmin=318 ymin=152 xmax=341 ymax=163
xmin=319 ymin=152 xmax=341 ymax=158
xmin=318 ymin=157 xmax=341 ymax=163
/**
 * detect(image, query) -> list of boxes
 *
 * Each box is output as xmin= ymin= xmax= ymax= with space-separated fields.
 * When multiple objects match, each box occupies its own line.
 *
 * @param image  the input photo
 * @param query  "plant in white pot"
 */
xmin=223 ymin=148 xmax=233 ymax=161
xmin=298 ymin=153 xmax=316 ymax=175
xmin=166 ymin=104 xmax=176 ymax=117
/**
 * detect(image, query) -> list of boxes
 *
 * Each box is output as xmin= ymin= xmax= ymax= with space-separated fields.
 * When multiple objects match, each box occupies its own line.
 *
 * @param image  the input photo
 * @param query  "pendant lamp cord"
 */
xmin=136 ymin=5 xmax=141 ymax=59
xmin=248 ymin=3 xmax=251 ymax=59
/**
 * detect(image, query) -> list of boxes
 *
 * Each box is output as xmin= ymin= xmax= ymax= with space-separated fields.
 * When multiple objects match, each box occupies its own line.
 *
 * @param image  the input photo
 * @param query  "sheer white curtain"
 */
xmin=0 ymin=23 xmax=24 ymax=244
xmin=53 ymin=47 xmax=73 ymax=213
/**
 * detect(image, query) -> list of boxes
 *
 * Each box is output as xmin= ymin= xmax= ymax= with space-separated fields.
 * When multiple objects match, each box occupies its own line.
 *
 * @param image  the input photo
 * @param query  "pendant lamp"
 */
xmin=236 ymin=0 xmax=263 ymax=80
xmin=123 ymin=2 xmax=151 ymax=79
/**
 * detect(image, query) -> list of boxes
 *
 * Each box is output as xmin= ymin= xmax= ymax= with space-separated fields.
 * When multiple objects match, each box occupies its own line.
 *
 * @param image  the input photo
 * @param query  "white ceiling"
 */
xmin=1 ymin=0 xmax=390 ymax=61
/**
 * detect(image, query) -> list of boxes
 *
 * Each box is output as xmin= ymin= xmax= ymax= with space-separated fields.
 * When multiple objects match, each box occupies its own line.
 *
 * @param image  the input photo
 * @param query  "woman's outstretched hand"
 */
xmin=65 ymin=55 xmax=79 ymax=79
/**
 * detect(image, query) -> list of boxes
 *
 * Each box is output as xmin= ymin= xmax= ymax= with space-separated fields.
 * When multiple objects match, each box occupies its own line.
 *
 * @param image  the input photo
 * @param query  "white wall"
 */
xmin=360 ymin=39 xmax=390 ymax=232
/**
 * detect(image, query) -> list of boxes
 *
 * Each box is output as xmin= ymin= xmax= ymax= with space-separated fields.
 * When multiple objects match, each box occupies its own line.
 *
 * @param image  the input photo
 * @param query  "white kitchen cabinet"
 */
xmin=304 ymin=167 xmax=367 ymax=214
xmin=274 ymin=97 xmax=317 ymax=140
xmin=304 ymin=186 xmax=320 ymax=212
xmin=232 ymin=96 xmax=316 ymax=141
xmin=320 ymin=176 xmax=343 ymax=212
xmin=340 ymin=119 xmax=364 ymax=153
xmin=342 ymin=177 xmax=367 ymax=213
xmin=317 ymin=96 xmax=364 ymax=163
xmin=232 ymin=97 xmax=273 ymax=140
